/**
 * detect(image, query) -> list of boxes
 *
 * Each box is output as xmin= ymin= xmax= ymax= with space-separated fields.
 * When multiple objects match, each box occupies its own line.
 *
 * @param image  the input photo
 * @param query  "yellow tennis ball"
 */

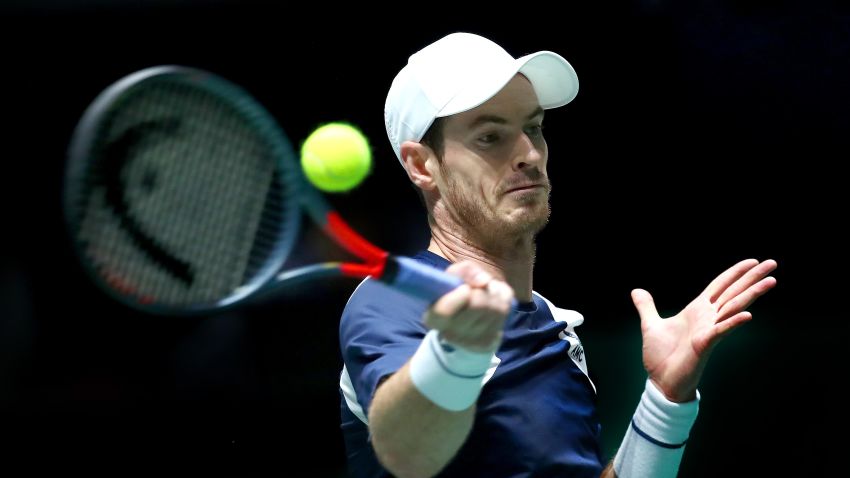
xmin=300 ymin=122 xmax=372 ymax=193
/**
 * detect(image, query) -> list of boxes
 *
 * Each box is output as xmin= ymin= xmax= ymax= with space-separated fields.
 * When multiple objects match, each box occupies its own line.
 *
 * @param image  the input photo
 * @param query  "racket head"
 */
xmin=64 ymin=66 xmax=302 ymax=315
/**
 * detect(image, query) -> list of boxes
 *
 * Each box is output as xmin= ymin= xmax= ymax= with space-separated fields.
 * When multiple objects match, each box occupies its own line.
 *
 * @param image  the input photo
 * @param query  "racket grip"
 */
xmin=382 ymin=256 xmax=465 ymax=303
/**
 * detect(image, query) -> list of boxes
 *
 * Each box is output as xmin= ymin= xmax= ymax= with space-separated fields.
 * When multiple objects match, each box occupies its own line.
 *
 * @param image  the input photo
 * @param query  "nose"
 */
xmin=512 ymin=132 xmax=545 ymax=171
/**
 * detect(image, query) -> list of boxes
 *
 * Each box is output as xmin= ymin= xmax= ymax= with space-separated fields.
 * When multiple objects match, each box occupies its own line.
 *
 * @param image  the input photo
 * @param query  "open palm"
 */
xmin=632 ymin=259 xmax=777 ymax=402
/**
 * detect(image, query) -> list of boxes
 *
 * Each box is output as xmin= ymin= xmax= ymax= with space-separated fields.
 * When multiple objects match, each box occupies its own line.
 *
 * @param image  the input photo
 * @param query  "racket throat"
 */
xmin=340 ymin=261 xmax=387 ymax=279
xmin=325 ymin=212 xmax=387 ymax=261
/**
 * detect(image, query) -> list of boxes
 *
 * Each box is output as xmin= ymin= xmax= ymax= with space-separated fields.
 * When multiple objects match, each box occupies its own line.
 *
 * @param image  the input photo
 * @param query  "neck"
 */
xmin=427 ymin=224 xmax=536 ymax=303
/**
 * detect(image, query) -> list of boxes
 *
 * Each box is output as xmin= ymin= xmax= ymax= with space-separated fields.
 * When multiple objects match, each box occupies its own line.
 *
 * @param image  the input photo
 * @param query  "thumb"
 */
xmin=631 ymin=288 xmax=660 ymax=329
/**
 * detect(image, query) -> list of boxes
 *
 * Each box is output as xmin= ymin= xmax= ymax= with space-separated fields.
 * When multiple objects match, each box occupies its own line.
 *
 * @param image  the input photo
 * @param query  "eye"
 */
xmin=525 ymin=124 xmax=544 ymax=139
xmin=477 ymin=132 xmax=501 ymax=145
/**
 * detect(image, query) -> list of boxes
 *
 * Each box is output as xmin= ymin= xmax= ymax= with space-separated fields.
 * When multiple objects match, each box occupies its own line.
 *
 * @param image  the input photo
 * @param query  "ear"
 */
xmin=400 ymin=141 xmax=438 ymax=191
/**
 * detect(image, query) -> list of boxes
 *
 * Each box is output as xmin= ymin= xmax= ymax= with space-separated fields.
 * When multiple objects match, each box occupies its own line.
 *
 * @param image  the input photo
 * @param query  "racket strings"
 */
xmin=72 ymin=77 xmax=294 ymax=308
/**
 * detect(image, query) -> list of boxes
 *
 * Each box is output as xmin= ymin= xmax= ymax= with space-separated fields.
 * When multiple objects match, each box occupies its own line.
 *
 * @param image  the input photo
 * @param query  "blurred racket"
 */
xmin=64 ymin=65 xmax=462 ymax=315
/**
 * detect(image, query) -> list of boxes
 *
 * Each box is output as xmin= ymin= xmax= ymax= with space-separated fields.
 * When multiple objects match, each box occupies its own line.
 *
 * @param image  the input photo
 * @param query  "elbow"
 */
xmin=372 ymin=433 xmax=446 ymax=478
xmin=372 ymin=434 xmax=441 ymax=478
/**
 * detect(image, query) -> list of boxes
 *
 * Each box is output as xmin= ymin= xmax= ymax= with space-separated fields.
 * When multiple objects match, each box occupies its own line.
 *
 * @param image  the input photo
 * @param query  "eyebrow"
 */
xmin=467 ymin=106 xmax=545 ymax=129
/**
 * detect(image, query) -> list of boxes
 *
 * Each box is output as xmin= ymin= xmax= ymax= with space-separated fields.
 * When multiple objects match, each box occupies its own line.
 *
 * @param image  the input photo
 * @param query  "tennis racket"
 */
xmin=64 ymin=65 xmax=463 ymax=315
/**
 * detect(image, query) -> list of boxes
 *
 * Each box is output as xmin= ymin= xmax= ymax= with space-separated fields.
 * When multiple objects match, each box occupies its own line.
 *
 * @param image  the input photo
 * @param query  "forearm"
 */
xmin=365 ymin=267 xmax=509 ymax=477
xmin=369 ymin=362 xmax=474 ymax=478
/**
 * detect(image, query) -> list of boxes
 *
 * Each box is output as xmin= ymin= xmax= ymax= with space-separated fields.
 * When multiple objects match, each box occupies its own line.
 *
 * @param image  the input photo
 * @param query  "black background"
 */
xmin=1 ymin=0 xmax=847 ymax=476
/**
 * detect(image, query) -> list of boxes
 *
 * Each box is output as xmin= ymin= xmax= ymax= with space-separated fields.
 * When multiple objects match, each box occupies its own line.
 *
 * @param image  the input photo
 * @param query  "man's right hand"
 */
xmin=423 ymin=261 xmax=514 ymax=353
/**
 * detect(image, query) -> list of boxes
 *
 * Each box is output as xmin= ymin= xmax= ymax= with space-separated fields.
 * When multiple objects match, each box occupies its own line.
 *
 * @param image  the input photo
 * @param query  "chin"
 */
xmin=503 ymin=204 xmax=550 ymax=236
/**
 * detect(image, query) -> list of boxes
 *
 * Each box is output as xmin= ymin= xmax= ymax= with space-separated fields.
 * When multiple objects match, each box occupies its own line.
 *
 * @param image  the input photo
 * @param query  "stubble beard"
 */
xmin=440 ymin=169 xmax=551 ymax=256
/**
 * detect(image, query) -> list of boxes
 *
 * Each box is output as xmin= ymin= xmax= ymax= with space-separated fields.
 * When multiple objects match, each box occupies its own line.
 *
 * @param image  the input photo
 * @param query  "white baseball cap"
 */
xmin=384 ymin=32 xmax=579 ymax=164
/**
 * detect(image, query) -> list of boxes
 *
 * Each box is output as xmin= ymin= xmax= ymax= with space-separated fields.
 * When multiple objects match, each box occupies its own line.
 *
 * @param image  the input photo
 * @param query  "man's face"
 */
xmin=433 ymin=74 xmax=551 ymax=247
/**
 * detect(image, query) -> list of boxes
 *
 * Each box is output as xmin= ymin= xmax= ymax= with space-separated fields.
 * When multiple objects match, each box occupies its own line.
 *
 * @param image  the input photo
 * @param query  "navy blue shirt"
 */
xmin=339 ymin=251 xmax=603 ymax=477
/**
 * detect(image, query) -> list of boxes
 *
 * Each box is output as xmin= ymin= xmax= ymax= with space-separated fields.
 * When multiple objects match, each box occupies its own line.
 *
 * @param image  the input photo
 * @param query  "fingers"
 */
xmin=716 ymin=275 xmax=777 ymax=322
xmin=447 ymin=287 xmax=508 ymax=347
xmin=707 ymin=311 xmax=752 ymax=348
xmin=425 ymin=260 xmax=514 ymax=352
xmin=631 ymin=288 xmax=660 ymax=330
xmin=445 ymin=261 xmax=493 ymax=289
xmin=713 ymin=259 xmax=778 ymax=310
xmin=426 ymin=284 xmax=472 ymax=329
xmin=428 ymin=286 xmax=510 ymax=351
xmin=704 ymin=258 xmax=760 ymax=301
xmin=487 ymin=279 xmax=514 ymax=311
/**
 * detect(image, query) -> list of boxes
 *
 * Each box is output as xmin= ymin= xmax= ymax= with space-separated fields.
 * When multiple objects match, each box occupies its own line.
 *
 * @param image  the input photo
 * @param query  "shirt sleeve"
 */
xmin=339 ymin=278 xmax=430 ymax=418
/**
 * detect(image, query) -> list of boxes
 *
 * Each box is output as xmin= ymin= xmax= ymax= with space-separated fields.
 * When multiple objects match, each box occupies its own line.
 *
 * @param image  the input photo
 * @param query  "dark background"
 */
xmin=1 ymin=0 xmax=847 ymax=475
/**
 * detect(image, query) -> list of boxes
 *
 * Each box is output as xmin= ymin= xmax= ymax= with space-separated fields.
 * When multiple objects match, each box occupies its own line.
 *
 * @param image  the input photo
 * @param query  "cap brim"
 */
xmin=437 ymin=50 xmax=579 ymax=118
xmin=517 ymin=51 xmax=579 ymax=108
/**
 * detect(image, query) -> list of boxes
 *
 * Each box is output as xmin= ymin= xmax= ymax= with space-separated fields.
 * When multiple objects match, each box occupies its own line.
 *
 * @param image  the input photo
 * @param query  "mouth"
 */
xmin=505 ymin=184 xmax=545 ymax=194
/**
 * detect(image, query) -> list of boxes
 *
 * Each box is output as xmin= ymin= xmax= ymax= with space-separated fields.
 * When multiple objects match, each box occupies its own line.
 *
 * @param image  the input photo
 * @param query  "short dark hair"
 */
xmin=419 ymin=117 xmax=446 ymax=161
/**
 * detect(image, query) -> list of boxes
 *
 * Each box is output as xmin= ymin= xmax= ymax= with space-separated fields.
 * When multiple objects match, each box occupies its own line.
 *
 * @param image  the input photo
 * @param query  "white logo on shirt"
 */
xmin=534 ymin=292 xmax=596 ymax=393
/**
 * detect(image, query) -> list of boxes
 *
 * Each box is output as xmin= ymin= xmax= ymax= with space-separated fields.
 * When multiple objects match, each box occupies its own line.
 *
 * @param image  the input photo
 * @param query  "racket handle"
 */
xmin=381 ymin=256 xmax=464 ymax=303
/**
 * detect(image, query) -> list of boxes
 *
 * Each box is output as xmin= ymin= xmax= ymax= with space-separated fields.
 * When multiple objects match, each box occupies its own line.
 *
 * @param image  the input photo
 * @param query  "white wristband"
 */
xmin=613 ymin=379 xmax=700 ymax=478
xmin=408 ymin=330 xmax=494 ymax=411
